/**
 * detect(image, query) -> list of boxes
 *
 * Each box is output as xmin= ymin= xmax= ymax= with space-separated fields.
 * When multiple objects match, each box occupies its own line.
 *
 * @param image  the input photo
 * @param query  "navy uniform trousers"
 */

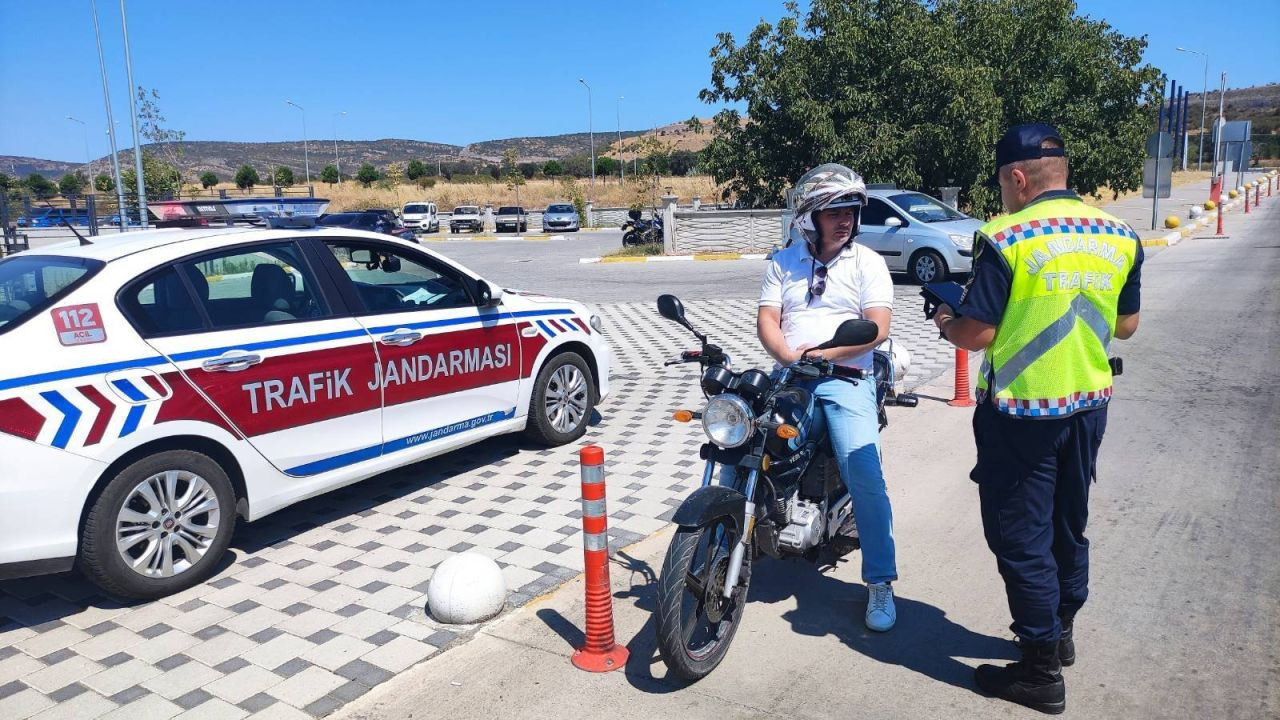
xmin=970 ymin=399 xmax=1108 ymax=645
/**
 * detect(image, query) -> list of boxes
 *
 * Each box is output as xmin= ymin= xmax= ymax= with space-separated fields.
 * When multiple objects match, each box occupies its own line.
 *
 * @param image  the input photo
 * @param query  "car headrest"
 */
xmin=251 ymin=264 xmax=294 ymax=302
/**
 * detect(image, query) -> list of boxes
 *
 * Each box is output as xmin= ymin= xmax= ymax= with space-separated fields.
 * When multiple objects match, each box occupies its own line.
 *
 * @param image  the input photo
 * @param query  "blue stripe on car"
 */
xmin=39 ymin=390 xmax=81 ymax=449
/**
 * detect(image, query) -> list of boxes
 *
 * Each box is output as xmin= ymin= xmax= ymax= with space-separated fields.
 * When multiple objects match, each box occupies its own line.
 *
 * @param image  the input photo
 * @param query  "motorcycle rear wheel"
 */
xmin=655 ymin=519 xmax=751 ymax=681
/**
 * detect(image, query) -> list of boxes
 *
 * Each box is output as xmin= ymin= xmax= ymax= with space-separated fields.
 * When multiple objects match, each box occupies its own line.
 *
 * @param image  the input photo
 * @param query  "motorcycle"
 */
xmin=621 ymin=208 xmax=664 ymax=246
xmin=651 ymin=294 xmax=917 ymax=680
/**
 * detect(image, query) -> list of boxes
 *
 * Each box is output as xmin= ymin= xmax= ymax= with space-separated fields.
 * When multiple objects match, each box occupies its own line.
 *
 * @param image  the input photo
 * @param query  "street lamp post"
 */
xmin=91 ymin=0 xmax=127 ymax=230
xmin=66 ymin=116 xmax=91 ymax=172
xmin=616 ymin=96 xmax=624 ymax=182
xmin=120 ymin=0 xmax=149 ymax=227
xmin=286 ymin=100 xmax=311 ymax=186
xmin=332 ymin=111 xmax=346 ymax=184
xmin=578 ymin=78 xmax=595 ymax=192
xmin=1177 ymin=47 xmax=1209 ymax=171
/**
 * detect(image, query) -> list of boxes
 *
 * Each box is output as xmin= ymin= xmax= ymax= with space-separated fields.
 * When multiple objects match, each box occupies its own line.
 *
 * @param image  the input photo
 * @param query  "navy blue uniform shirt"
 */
xmin=958 ymin=189 xmax=1144 ymax=325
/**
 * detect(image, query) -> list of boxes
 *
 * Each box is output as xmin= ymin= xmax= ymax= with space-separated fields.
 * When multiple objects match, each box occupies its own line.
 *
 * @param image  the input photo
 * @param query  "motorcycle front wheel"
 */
xmin=622 ymin=230 xmax=639 ymax=245
xmin=655 ymin=518 xmax=751 ymax=681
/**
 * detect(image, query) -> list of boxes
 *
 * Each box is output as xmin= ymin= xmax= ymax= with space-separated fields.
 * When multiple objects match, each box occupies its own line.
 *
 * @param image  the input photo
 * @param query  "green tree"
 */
xmin=200 ymin=171 xmax=219 ymax=189
xmin=136 ymin=86 xmax=187 ymax=191
xmin=406 ymin=160 xmax=427 ymax=180
xmin=58 ymin=172 xmax=88 ymax=196
xmin=235 ymin=165 xmax=260 ymax=190
xmin=121 ymin=154 xmax=181 ymax=199
xmin=542 ymin=159 xmax=564 ymax=177
xmin=94 ymin=173 xmax=115 ymax=193
xmin=518 ymin=162 xmax=541 ymax=179
xmin=356 ymin=163 xmax=379 ymax=187
xmin=596 ymin=156 xmax=619 ymax=178
xmin=25 ymin=173 xmax=59 ymax=199
xmin=274 ymin=166 xmax=295 ymax=187
xmin=697 ymin=0 xmax=1161 ymax=212
xmin=320 ymin=165 xmax=340 ymax=185
xmin=502 ymin=149 xmax=526 ymax=195
xmin=384 ymin=162 xmax=405 ymax=186
xmin=0 ymin=172 xmax=12 ymax=191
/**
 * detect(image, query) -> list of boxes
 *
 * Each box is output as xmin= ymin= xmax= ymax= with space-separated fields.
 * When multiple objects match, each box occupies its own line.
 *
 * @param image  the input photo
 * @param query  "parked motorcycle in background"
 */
xmin=651 ymin=294 xmax=917 ymax=680
xmin=622 ymin=208 xmax=664 ymax=246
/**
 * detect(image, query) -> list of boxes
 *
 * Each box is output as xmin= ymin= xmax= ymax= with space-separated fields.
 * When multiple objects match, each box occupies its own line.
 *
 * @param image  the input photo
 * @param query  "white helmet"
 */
xmin=789 ymin=163 xmax=868 ymax=247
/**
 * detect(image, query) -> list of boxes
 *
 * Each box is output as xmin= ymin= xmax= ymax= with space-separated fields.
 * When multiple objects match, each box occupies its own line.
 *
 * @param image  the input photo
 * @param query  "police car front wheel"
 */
xmin=79 ymin=450 xmax=237 ymax=599
xmin=526 ymin=352 xmax=594 ymax=446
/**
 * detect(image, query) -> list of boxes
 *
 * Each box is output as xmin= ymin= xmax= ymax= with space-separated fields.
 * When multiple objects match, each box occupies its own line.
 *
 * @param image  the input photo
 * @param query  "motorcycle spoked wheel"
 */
xmin=655 ymin=517 xmax=752 ymax=680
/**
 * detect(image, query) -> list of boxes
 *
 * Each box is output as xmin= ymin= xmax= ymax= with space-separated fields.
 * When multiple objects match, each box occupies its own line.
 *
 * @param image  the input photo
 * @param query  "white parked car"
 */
xmin=401 ymin=201 xmax=439 ymax=233
xmin=0 ymin=227 xmax=610 ymax=598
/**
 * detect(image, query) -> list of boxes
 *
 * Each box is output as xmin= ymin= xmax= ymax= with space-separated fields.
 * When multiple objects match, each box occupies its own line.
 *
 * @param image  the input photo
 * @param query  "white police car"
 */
xmin=0 ymin=227 xmax=609 ymax=598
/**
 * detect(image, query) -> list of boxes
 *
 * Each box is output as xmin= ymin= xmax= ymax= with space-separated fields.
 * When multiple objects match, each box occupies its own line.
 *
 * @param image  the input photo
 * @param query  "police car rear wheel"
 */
xmin=80 ymin=450 xmax=236 ymax=599
xmin=526 ymin=352 xmax=594 ymax=446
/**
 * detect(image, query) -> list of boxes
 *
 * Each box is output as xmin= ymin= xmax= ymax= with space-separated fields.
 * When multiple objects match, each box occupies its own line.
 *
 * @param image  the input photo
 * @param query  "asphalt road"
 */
xmin=340 ymin=197 xmax=1280 ymax=719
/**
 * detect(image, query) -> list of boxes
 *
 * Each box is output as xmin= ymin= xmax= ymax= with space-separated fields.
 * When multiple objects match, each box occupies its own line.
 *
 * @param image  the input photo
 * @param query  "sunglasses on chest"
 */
xmin=807 ymin=261 xmax=828 ymax=303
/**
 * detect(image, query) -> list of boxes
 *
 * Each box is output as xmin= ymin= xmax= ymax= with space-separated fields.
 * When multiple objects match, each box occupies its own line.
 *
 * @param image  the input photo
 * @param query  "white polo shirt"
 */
xmin=759 ymin=240 xmax=893 ymax=369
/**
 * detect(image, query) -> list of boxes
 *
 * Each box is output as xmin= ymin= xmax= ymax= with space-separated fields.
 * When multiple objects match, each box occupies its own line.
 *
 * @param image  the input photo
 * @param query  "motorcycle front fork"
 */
xmin=702 ymin=459 xmax=758 ymax=600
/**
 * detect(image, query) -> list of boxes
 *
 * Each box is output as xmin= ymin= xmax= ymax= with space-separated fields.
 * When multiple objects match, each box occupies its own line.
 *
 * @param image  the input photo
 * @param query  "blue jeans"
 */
xmin=719 ymin=375 xmax=898 ymax=583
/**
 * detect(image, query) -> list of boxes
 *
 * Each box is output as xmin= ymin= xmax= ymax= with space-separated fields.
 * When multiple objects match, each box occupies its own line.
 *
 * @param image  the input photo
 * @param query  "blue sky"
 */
xmin=1 ymin=0 xmax=1275 ymax=163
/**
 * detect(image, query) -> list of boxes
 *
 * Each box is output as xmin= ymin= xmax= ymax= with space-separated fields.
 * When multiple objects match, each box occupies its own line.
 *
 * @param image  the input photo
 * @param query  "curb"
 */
xmin=581 ymin=252 xmax=769 ymax=264
xmin=423 ymin=234 xmax=561 ymax=242
xmin=1140 ymin=196 xmax=1245 ymax=247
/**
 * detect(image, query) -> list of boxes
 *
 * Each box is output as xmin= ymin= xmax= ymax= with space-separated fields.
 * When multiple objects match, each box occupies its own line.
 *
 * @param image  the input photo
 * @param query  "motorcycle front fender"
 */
xmin=672 ymin=485 xmax=746 ymax=533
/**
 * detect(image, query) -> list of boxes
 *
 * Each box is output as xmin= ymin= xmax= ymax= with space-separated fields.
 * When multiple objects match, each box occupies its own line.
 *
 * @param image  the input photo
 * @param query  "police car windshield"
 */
xmin=0 ymin=255 xmax=103 ymax=333
xmin=888 ymin=192 xmax=966 ymax=223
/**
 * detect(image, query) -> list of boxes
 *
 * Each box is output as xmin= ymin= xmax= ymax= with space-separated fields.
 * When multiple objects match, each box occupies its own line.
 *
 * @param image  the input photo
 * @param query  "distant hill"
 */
xmin=2 ymin=128 xmax=652 ymax=182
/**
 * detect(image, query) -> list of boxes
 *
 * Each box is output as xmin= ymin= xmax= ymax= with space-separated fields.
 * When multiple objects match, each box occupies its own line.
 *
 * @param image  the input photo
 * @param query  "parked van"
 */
xmin=401 ymin=201 xmax=439 ymax=233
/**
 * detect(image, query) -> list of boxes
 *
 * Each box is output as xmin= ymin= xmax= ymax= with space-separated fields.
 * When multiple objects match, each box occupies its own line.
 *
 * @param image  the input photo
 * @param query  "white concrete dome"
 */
xmin=427 ymin=552 xmax=507 ymax=624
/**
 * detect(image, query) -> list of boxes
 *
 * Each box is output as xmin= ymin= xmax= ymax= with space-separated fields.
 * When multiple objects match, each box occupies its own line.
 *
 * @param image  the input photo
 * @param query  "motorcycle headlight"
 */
xmin=702 ymin=394 xmax=755 ymax=448
xmin=949 ymin=233 xmax=972 ymax=250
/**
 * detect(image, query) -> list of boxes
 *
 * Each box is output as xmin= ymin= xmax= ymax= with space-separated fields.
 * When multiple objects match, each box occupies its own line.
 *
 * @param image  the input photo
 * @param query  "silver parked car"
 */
xmin=542 ymin=203 xmax=580 ymax=232
xmin=857 ymin=188 xmax=981 ymax=283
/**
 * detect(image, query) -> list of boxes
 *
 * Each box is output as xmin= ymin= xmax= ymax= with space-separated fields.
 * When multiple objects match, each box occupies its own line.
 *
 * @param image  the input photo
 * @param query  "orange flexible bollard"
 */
xmin=571 ymin=445 xmax=629 ymax=672
xmin=1256 ymin=181 xmax=1262 ymax=206
xmin=948 ymin=348 xmax=974 ymax=407
xmin=1245 ymin=185 xmax=1250 ymax=213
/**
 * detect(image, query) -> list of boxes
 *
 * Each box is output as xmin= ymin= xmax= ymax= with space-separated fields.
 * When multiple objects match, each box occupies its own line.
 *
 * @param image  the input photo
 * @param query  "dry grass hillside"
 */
xmin=208 ymin=175 xmax=725 ymax=212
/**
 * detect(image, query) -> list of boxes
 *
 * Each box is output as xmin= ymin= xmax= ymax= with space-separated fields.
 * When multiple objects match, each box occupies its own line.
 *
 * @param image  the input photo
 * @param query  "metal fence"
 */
xmin=665 ymin=208 xmax=786 ymax=255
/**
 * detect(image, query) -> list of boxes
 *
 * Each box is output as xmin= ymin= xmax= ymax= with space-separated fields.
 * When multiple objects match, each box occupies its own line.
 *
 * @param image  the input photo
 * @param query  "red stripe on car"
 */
xmin=78 ymin=384 xmax=115 ymax=446
xmin=0 ymin=397 xmax=45 ymax=441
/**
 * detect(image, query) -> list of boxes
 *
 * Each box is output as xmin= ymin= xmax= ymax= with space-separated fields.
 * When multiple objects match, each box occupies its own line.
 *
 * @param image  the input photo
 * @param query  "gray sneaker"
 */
xmin=865 ymin=582 xmax=896 ymax=632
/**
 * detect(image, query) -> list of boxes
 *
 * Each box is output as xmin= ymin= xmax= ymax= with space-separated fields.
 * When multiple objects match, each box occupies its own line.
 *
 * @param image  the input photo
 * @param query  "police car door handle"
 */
xmin=379 ymin=329 xmax=423 ymax=346
xmin=200 ymin=352 xmax=263 ymax=372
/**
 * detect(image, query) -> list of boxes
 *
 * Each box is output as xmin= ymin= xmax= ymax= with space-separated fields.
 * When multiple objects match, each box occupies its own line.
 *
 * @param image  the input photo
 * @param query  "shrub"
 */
xmin=235 ymin=165 xmax=259 ymax=190
xmin=200 ymin=171 xmax=218 ymax=189
xmin=320 ymin=165 xmax=339 ymax=185
xmin=406 ymin=160 xmax=427 ymax=180
xmin=94 ymin=173 xmax=115 ymax=193
xmin=356 ymin=163 xmax=379 ymax=187
xmin=415 ymin=176 xmax=437 ymax=189
xmin=273 ymin=167 xmax=295 ymax=187
xmin=26 ymin=173 xmax=58 ymax=199
xmin=58 ymin=172 xmax=87 ymax=196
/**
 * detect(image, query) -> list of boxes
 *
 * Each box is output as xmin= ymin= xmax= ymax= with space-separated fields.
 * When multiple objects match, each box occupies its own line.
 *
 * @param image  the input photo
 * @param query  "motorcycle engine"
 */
xmin=777 ymin=494 xmax=827 ymax=553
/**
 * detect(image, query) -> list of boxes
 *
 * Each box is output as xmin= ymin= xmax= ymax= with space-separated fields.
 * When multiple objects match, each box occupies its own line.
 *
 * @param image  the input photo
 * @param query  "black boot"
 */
xmin=975 ymin=641 xmax=1066 ymax=715
xmin=1058 ymin=614 xmax=1076 ymax=667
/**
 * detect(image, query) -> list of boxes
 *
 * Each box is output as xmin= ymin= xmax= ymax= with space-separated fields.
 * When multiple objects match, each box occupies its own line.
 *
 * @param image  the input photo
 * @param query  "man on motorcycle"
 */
xmin=757 ymin=167 xmax=899 ymax=631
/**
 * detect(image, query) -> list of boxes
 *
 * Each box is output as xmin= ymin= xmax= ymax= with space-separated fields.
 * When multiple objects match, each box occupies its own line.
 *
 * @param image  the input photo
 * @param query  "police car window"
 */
xmin=179 ymin=242 xmax=329 ymax=329
xmin=860 ymin=198 xmax=904 ymax=226
xmin=120 ymin=266 xmax=207 ymax=336
xmin=324 ymin=242 xmax=471 ymax=313
xmin=0 ymin=255 xmax=102 ymax=333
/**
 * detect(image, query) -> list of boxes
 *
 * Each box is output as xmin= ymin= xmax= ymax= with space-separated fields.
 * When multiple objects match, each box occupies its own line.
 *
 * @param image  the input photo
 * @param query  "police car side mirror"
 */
xmin=476 ymin=280 xmax=502 ymax=307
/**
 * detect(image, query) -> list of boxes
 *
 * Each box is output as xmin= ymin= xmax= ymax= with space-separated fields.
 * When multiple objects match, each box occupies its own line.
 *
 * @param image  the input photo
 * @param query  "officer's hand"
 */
xmin=933 ymin=303 xmax=955 ymax=330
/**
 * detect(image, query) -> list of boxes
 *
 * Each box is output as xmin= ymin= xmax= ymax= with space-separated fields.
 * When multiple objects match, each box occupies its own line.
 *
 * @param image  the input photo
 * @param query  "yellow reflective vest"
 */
xmin=975 ymin=196 xmax=1139 ymax=418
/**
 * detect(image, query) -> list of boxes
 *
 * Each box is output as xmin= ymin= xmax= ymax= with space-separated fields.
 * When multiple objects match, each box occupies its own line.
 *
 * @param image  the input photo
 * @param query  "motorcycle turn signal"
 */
xmin=673 ymin=410 xmax=694 ymax=423
xmin=776 ymin=424 xmax=800 ymax=439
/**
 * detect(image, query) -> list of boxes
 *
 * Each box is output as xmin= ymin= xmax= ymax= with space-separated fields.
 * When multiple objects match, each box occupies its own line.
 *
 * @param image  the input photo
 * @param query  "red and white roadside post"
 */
xmin=948 ymin=349 xmax=974 ymax=407
xmin=571 ymin=445 xmax=629 ymax=672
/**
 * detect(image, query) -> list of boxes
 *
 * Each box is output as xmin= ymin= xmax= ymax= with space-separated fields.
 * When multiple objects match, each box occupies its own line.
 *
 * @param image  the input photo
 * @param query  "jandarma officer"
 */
xmin=932 ymin=123 xmax=1143 ymax=715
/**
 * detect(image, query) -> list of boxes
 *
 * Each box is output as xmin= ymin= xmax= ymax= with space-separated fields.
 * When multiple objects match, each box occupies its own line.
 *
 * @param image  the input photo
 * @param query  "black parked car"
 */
xmin=316 ymin=211 xmax=417 ymax=242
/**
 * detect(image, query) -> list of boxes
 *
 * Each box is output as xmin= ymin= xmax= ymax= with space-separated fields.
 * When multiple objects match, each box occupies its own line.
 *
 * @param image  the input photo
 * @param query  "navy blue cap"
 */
xmin=995 ymin=123 xmax=1066 ymax=175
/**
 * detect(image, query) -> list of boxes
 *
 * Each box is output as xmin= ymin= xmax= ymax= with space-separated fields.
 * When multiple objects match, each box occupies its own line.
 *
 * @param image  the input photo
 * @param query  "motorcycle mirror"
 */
xmin=657 ymin=294 xmax=688 ymax=325
xmin=816 ymin=319 xmax=879 ymax=350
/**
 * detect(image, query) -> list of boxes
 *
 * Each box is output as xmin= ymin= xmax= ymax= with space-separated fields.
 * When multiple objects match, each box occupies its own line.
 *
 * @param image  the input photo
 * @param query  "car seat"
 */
xmin=250 ymin=264 xmax=297 ymax=322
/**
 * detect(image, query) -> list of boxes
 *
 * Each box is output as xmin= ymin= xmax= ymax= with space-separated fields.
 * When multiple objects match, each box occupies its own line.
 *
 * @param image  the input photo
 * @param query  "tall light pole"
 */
xmin=332 ymin=111 xmax=346 ymax=184
xmin=578 ymin=78 xmax=595 ymax=192
xmin=91 ymin=0 xmax=127 ymax=230
xmin=1177 ymin=47 xmax=1209 ymax=171
xmin=616 ymin=96 xmax=624 ymax=182
xmin=66 ymin=116 xmax=91 ymax=171
xmin=120 ymin=0 xmax=148 ymax=227
xmin=286 ymin=100 xmax=311 ymax=186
